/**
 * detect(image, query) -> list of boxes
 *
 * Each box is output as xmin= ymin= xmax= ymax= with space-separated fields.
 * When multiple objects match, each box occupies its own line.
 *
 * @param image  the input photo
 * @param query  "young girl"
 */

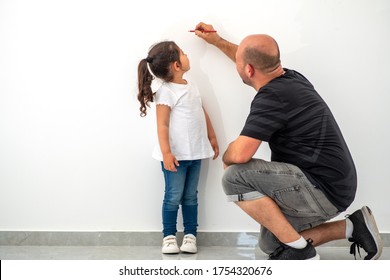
xmin=137 ymin=41 xmax=219 ymax=254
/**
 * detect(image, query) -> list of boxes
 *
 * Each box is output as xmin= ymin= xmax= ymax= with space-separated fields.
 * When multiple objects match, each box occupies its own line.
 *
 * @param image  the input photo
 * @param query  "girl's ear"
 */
xmin=172 ymin=61 xmax=181 ymax=71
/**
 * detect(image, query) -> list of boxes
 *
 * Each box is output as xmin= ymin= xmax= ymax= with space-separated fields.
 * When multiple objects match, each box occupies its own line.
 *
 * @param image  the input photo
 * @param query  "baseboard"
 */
xmin=0 ymin=231 xmax=388 ymax=247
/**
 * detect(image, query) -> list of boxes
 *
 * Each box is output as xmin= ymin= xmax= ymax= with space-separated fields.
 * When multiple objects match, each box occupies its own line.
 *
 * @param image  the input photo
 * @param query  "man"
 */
xmin=193 ymin=22 xmax=382 ymax=260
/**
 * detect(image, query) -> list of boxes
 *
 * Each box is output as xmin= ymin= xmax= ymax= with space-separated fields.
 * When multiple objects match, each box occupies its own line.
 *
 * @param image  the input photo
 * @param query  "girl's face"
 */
xmin=178 ymin=49 xmax=190 ymax=72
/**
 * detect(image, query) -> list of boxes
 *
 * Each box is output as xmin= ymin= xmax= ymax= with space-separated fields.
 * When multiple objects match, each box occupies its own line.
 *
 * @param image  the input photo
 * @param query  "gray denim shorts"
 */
xmin=222 ymin=159 xmax=340 ymax=254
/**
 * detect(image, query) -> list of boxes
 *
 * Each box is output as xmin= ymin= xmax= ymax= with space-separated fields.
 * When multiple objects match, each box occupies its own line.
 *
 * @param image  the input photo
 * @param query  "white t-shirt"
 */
xmin=152 ymin=81 xmax=214 ymax=161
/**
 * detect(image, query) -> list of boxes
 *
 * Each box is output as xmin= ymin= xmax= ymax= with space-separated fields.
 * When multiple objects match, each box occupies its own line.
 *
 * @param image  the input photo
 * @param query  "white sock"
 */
xmin=285 ymin=236 xmax=307 ymax=249
xmin=346 ymin=218 xmax=354 ymax=239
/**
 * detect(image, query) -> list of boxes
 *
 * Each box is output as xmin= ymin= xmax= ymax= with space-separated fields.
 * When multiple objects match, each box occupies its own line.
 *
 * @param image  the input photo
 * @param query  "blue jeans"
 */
xmin=222 ymin=159 xmax=340 ymax=254
xmin=161 ymin=160 xmax=201 ymax=237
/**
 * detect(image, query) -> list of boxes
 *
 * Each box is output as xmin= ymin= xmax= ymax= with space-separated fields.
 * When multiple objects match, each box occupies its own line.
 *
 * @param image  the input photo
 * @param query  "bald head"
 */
xmin=237 ymin=34 xmax=281 ymax=73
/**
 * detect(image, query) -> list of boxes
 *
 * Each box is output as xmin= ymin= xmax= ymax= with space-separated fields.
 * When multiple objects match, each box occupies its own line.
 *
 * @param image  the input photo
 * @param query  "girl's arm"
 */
xmin=156 ymin=104 xmax=179 ymax=172
xmin=203 ymin=108 xmax=219 ymax=160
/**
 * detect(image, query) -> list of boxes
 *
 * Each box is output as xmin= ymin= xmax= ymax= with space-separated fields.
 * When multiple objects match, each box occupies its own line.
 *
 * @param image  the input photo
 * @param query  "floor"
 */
xmin=1 ymin=245 xmax=389 ymax=260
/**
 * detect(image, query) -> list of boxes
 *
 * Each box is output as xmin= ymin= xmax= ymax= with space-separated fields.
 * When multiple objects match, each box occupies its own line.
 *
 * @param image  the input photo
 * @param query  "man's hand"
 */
xmin=192 ymin=22 xmax=238 ymax=62
xmin=193 ymin=22 xmax=221 ymax=45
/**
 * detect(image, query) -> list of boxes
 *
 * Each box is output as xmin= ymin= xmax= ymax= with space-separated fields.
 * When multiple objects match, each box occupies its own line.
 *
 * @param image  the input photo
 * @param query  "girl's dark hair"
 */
xmin=137 ymin=41 xmax=181 ymax=117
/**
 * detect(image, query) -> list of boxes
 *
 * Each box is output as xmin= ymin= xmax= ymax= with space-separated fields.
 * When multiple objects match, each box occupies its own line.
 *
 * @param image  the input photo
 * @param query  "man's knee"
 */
xmin=222 ymin=164 xmax=265 ymax=202
xmin=221 ymin=165 xmax=241 ymax=195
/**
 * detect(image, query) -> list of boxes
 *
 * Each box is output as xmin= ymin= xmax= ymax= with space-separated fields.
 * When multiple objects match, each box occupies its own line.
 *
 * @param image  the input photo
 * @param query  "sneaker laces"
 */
xmin=182 ymin=235 xmax=196 ymax=245
xmin=269 ymin=243 xmax=287 ymax=258
xmin=349 ymin=238 xmax=362 ymax=260
xmin=345 ymin=213 xmax=365 ymax=260
xmin=163 ymin=236 xmax=177 ymax=247
xmin=268 ymin=238 xmax=314 ymax=259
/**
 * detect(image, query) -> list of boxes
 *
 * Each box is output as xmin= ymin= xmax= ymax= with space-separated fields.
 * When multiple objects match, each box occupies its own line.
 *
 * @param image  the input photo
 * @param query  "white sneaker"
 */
xmin=162 ymin=235 xmax=179 ymax=254
xmin=180 ymin=234 xmax=197 ymax=253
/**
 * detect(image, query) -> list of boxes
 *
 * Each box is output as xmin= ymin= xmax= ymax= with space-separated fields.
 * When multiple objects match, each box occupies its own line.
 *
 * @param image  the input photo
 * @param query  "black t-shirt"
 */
xmin=241 ymin=69 xmax=357 ymax=211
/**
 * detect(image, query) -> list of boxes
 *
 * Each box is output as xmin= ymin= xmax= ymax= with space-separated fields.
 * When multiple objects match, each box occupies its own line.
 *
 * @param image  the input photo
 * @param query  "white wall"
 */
xmin=0 ymin=0 xmax=389 ymax=232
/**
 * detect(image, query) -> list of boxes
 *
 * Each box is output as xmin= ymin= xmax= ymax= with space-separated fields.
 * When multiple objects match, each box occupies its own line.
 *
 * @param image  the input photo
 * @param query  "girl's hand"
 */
xmin=163 ymin=153 xmax=179 ymax=172
xmin=209 ymin=137 xmax=219 ymax=160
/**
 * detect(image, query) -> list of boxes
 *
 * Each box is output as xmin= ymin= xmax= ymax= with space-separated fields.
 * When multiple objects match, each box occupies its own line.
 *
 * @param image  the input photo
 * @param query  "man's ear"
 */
xmin=246 ymin=64 xmax=254 ymax=78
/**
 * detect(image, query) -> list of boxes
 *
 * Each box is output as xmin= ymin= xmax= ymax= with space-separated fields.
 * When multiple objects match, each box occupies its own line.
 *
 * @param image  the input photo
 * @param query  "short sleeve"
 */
xmin=155 ymin=85 xmax=177 ymax=108
xmin=240 ymin=89 xmax=287 ymax=141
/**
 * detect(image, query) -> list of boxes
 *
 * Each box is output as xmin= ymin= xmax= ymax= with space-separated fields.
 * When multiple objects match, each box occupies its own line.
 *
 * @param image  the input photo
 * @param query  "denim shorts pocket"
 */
xmin=272 ymin=185 xmax=317 ymax=217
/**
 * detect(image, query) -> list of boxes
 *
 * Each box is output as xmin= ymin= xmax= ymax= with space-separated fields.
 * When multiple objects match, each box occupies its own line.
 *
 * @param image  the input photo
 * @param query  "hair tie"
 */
xmin=146 ymin=57 xmax=153 ymax=63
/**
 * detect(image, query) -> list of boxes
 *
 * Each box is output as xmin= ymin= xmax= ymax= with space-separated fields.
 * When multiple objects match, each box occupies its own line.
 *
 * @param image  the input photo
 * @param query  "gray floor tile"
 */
xmin=0 ymin=246 xmax=389 ymax=260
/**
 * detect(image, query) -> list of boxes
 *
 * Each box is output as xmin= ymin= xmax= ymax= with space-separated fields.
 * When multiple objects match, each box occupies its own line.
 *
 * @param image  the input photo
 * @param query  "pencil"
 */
xmin=188 ymin=30 xmax=217 ymax=33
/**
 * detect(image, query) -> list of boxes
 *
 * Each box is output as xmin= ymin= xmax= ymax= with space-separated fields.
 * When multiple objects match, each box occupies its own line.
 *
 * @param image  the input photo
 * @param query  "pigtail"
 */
xmin=137 ymin=58 xmax=155 ymax=117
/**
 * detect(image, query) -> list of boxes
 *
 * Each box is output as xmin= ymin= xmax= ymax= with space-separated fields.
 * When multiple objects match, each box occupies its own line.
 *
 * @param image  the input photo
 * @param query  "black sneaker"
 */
xmin=268 ymin=239 xmax=320 ymax=260
xmin=347 ymin=206 xmax=382 ymax=260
